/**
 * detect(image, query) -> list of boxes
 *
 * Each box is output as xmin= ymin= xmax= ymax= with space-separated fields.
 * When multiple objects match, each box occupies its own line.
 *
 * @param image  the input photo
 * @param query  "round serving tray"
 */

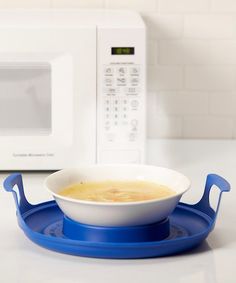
xmin=3 ymin=173 xmax=230 ymax=259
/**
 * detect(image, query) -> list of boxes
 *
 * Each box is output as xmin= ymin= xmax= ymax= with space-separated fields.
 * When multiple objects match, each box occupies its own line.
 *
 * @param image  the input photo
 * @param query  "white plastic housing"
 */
xmin=0 ymin=10 xmax=146 ymax=170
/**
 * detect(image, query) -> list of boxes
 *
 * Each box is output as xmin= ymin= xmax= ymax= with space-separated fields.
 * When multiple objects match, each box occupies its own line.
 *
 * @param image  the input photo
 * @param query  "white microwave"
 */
xmin=0 ymin=10 xmax=146 ymax=170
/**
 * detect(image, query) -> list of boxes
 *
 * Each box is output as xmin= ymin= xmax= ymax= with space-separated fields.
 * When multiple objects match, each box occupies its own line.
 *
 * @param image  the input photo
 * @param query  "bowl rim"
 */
xmin=44 ymin=164 xmax=191 ymax=206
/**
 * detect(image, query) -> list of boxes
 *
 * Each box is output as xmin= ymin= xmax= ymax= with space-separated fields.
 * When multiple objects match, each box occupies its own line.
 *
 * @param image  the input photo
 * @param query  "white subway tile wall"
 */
xmin=183 ymin=117 xmax=234 ymax=138
xmin=51 ymin=0 xmax=104 ymax=8
xmin=211 ymin=0 xmax=236 ymax=13
xmin=148 ymin=66 xmax=184 ymax=90
xmin=185 ymin=66 xmax=235 ymax=90
xmin=2 ymin=0 xmax=236 ymax=139
xmin=159 ymin=0 xmax=210 ymax=13
xmin=105 ymin=0 xmax=157 ymax=11
xmin=0 ymin=0 xmax=51 ymax=8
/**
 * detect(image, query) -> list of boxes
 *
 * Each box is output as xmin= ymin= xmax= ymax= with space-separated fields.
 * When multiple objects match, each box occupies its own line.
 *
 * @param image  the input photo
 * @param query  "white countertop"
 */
xmin=0 ymin=139 xmax=235 ymax=283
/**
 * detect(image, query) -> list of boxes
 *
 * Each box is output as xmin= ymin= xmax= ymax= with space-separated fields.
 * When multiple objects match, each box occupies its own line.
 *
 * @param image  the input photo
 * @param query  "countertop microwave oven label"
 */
xmin=13 ymin=153 xmax=54 ymax=158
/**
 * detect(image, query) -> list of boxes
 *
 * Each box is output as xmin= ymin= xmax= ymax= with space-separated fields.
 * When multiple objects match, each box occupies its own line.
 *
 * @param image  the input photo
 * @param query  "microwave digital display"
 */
xmin=111 ymin=47 xmax=135 ymax=55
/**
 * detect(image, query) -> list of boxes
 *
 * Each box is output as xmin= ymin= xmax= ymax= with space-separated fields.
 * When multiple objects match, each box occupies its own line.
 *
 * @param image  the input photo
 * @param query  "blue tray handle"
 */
xmin=3 ymin=173 xmax=34 ymax=214
xmin=191 ymin=174 xmax=230 ymax=220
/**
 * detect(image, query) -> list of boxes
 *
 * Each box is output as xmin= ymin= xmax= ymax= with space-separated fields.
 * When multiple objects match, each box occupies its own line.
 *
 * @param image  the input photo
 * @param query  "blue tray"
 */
xmin=3 ymin=173 xmax=230 ymax=259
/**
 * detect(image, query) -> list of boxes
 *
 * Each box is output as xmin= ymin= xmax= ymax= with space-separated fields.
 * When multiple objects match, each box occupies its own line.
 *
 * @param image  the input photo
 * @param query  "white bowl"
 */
xmin=45 ymin=165 xmax=191 ymax=227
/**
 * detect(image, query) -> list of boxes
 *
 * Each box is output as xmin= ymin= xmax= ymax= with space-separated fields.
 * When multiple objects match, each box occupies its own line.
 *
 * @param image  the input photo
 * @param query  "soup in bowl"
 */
xmin=45 ymin=165 xmax=191 ymax=227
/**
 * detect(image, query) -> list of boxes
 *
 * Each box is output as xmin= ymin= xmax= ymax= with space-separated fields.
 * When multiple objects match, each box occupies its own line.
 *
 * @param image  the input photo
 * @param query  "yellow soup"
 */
xmin=59 ymin=180 xmax=176 ymax=203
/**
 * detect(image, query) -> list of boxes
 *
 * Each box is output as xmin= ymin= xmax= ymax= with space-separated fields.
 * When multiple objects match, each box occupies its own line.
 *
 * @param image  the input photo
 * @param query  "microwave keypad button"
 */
xmin=104 ymin=106 xmax=110 ymax=112
xmin=131 ymin=119 xmax=138 ymax=127
xmin=104 ymin=87 xmax=119 ymax=95
xmin=113 ymin=99 xmax=121 ymax=107
xmin=104 ymin=77 xmax=114 ymax=86
xmin=130 ymin=99 xmax=139 ymax=110
xmin=130 ymin=66 xmax=140 ymax=75
xmin=121 ymin=120 xmax=129 ymax=126
xmin=128 ymin=133 xmax=137 ymax=142
xmin=122 ymin=99 xmax=128 ymax=105
xmin=130 ymin=77 xmax=139 ymax=85
xmin=104 ymin=113 xmax=110 ymax=119
xmin=116 ymin=77 xmax=127 ymax=86
xmin=104 ymin=66 xmax=114 ymax=75
xmin=104 ymin=119 xmax=110 ymax=131
xmin=117 ymin=78 xmax=126 ymax=83
xmin=117 ymin=67 xmax=127 ymax=76
xmin=113 ymin=99 xmax=119 ymax=105
xmin=125 ymin=87 xmax=139 ymax=95
xmin=126 ymin=87 xmax=137 ymax=92
xmin=131 ymin=119 xmax=138 ymax=132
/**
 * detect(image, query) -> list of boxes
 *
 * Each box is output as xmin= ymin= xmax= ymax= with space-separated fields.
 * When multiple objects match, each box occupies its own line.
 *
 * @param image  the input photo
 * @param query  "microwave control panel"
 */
xmin=102 ymin=64 xmax=141 ymax=142
xmin=97 ymin=28 xmax=146 ymax=164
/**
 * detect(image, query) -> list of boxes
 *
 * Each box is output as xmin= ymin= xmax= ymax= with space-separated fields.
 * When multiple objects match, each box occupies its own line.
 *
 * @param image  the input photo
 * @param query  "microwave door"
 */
xmin=0 ymin=54 xmax=74 ymax=170
xmin=0 ymin=26 xmax=97 ymax=170
xmin=0 ymin=65 xmax=51 ymax=136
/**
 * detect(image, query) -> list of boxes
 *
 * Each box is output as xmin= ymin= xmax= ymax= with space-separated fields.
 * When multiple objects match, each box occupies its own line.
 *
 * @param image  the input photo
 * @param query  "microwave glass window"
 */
xmin=0 ymin=65 xmax=51 ymax=135
xmin=111 ymin=47 xmax=135 ymax=55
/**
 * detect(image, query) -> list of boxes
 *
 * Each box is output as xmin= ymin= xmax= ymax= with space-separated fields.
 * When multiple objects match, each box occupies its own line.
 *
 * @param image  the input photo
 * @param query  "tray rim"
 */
xmin=19 ymin=200 xmax=213 ymax=248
